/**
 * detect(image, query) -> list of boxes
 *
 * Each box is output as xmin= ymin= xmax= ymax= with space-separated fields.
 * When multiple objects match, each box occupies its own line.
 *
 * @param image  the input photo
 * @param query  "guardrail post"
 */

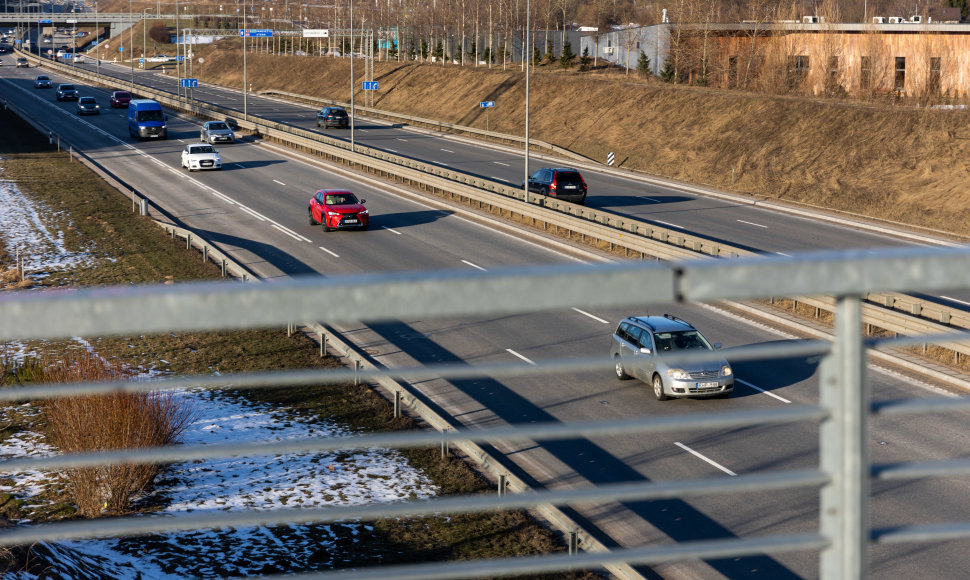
xmin=568 ymin=531 xmax=578 ymax=555
xmin=221 ymin=259 xmax=227 ymax=278
xmin=819 ymin=295 xmax=870 ymax=579
xmin=441 ymin=432 xmax=450 ymax=458
xmin=354 ymin=360 xmax=360 ymax=385
xmin=319 ymin=332 xmax=326 ymax=357
xmin=139 ymin=198 xmax=148 ymax=216
xmin=203 ymin=246 xmax=208 ymax=263
xmin=186 ymin=234 xmax=191 ymax=250
xmin=498 ymin=474 xmax=507 ymax=497
xmin=394 ymin=390 xmax=402 ymax=418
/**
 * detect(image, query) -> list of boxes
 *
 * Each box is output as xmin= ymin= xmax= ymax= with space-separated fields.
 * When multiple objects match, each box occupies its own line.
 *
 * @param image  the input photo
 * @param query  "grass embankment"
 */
xmin=0 ymin=108 xmax=595 ymax=577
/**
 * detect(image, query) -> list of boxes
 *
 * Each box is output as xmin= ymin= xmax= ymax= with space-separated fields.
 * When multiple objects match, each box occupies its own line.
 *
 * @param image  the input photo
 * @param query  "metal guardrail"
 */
xmin=6 ymin=241 xmax=970 ymax=578
xmin=23 ymin=50 xmax=970 ymax=370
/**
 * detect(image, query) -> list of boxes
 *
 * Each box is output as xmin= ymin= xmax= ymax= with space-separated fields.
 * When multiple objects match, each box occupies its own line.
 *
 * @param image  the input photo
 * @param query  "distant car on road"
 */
xmin=109 ymin=90 xmax=132 ymax=108
xmin=180 ymin=144 xmax=222 ymax=171
xmin=74 ymin=53 xmax=85 ymax=63
xmin=15 ymin=57 xmax=28 ymax=68
xmin=33 ymin=75 xmax=52 ymax=88
xmin=316 ymin=106 xmax=349 ymax=129
xmin=308 ymin=189 xmax=369 ymax=231
xmin=524 ymin=167 xmax=588 ymax=205
xmin=55 ymin=83 xmax=79 ymax=101
xmin=200 ymin=121 xmax=234 ymax=144
xmin=76 ymin=96 xmax=100 ymax=115
xmin=610 ymin=314 xmax=733 ymax=401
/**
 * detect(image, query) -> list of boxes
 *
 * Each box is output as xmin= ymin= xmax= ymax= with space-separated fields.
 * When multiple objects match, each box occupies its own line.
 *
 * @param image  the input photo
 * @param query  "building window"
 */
xmin=788 ymin=55 xmax=809 ymax=89
xmin=860 ymin=56 xmax=871 ymax=90
xmin=895 ymin=56 xmax=906 ymax=93
xmin=929 ymin=57 xmax=941 ymax=94
xmin=728 ymin=55 xmax=738 ymax=88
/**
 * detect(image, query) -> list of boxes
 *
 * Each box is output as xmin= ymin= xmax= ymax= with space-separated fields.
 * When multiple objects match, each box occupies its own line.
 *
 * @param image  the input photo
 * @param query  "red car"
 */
xmin=308 ymin=189 xmax=369 ymax=231
xmin=109 ymin=90 xmax=132 ymax=108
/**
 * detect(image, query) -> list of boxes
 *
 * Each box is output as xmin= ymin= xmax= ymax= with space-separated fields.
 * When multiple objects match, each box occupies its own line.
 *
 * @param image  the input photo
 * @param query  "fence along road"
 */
xmin=9 ymin=55 xmax=970 ymax=576
xmin=6 ymin=245 xmax=970 ymax=579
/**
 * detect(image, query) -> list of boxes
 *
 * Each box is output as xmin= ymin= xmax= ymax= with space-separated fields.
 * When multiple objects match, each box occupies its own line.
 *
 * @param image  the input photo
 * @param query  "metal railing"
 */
xmin=5 ymin=245 xmax=970 ymax=579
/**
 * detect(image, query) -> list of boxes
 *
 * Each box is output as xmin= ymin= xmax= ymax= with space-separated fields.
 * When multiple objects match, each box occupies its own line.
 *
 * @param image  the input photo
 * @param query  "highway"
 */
xmin=3 ymin=54 xmax=970 ymax=579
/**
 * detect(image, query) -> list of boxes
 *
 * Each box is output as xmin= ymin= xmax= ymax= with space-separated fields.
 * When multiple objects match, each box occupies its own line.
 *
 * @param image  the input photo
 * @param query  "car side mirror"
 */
xmin=360 ymin=199 xmax=366 ymax=204
xmin=713 ymin=342 xmax=722 ymax=349
xmin=639 ymin=347 xmax=652 ymax=355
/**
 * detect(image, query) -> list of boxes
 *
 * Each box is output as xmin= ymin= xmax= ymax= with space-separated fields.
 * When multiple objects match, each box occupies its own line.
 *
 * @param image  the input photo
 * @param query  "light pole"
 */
xmin=350 ymin=0 xmax=355 ymax=152
xmin=95 ymin=1 xmax=100 ymax=76
xmin=143 ymin=7 xmax=153 ymax=64
xmin=523 ymin=0 xmax=531 ymax=203
xmin=242 ymin=3 xmax=248 ymax=119
xmin=176 ymin=0 xmax=181 ymax=100
xmin=129 ymin=0 xmax=134 ymax=89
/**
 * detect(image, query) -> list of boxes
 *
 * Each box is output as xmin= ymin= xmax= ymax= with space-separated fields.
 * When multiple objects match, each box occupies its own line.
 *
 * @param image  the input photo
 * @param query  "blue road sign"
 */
xmin=176 ymin=55 xmax=185 ymax=62
xmin=362 ymin=81 xmax=379 ymax=90
xmin=139 ymin=58 xmax=144 ymax=64
xmin=62 ymin=53 xmax=73 ymax=59
xmin=180 ymin=78 xmax=198 ymax=88
xmin=480 ymin=101 xmax=495 ymax=108
xmin=39 ymin=19 xmax=52 ymax=24
xmin=119 ymin=46 xmax=124 ymax=52
xmin=239 ymin=29 xmax=273 ymax=37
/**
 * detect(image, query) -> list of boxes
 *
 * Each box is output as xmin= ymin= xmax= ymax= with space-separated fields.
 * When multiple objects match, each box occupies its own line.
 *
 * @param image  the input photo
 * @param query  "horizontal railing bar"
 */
xmin=256 ymin=533 xmax=829 ymax=580
xmin=0 ymin=339 xmax=831 ymax=402
xmin=0 ymin=406 xmax=826 ymax=473
xmin=0 ymin=471 xmax=827 ymax=546
xmin=873 ymin=522 xmax=970 ymax=544
xmin=872 ymin=458 xmax=970 ymax=480
xmin=866 ymin=331 xmax=970 ymax=350
xmin=872 ymin=397 xmax=970 ymax=415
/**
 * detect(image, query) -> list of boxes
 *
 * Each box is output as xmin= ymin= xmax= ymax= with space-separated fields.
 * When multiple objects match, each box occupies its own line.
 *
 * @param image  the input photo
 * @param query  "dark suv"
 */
xmin=316 ymin=106 xmax=349 ymax=129
xmin=56 ymin=84 xmax=79 ymax=101
xmin=609 ymin=314 xmax=733 ymax=400
xmin=524 ymin=167 xmax=587 ymax=205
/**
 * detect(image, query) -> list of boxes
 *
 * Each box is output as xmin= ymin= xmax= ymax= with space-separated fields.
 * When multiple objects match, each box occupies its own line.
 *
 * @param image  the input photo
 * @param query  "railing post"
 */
xmin=568 ymin=531 xmax=578 ymax=555
xmin=498 ymin=474 xmax=507 ymax=497
xmin=394 ymin=390 xmax=401 ymax=418
xmin=819 ymin=295 xmax=870 ymax=579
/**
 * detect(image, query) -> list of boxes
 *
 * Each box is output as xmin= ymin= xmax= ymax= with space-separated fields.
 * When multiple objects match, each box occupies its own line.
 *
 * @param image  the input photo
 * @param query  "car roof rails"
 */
xmin=629 ymin=315 xmax=656 ymax=331
xmin=663 ymin=313 xmax=691 ymax=326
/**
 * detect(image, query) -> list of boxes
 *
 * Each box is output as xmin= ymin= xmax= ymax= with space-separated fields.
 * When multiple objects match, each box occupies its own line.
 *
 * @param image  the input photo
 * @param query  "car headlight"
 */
xmin=720 ymin=365 xmax=733 ymax=377
xmin=667 ymin=369 xmax=690 ymax=380
xmin=358 ymin=210 xmax=369 ymax=215
xmin=327 ymin=211 xmax=341 ymax=217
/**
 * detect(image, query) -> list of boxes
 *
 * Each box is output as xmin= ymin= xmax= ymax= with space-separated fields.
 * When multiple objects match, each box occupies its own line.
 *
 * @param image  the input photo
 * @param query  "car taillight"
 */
xmin=549 ymin=180 xmax=557 ymax=190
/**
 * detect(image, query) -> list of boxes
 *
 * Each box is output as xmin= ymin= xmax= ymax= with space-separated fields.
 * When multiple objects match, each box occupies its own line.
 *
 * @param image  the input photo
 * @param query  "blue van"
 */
xmin=127 ymin=99 xmax=167 ymax=140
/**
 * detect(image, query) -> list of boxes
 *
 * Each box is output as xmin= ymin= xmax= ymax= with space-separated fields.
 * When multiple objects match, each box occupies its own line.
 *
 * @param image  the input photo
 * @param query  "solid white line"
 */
xmin=942 ymin=295 xmax=970 ymax=307
xmin=272 ymin=179 xmax=287 ymax=186
xmin=654 ymin=220 xmax=683 ymax=229
xmin=272 ymin=224 xmax=303 ymax=241
xmin=637 ymin=196 xmax=660 ymax=203
xmin=387 ymin=148 xmax=397 ymax=153
xmin=381 ymin=226 xmax=402 ymax=235
xmin=493 ymin=161 xmax=510 ymax=166
xmin=505 ymin=349 xmax=536 ymax=365
xmin=737 ymin=219 xmax=768 ymax=228
xmin=775 ymin=252 xmax=791 ymax=257
xmin=318 ymin=246 xmax=339 ymax=258
xmin=735 ymin=378 xmax=791 ymax=404
xmin=396 ymin=138 xmax=408 ymax=142
xmin=572 ymin=307 xmax=610 ymax=324
xmin=237 ymin=205 xmax=267 ymax=221
xmin=674 ymin=442 xmax=737 ymax=476
xmin=440 ymin=148 xmax=454 ymax=153
xmin=461 ymin=259 xmax=487 ymax=271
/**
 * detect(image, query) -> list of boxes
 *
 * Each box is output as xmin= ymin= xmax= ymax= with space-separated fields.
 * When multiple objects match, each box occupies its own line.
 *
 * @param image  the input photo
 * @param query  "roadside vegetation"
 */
xmin=0 ymin=107 xmax=596 ymax=577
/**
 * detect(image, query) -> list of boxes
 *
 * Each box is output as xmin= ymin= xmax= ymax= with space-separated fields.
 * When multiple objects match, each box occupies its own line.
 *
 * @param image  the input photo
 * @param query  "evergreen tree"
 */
xmin=660 ymin=58 xmax=676 ymax=82
xmin=544 ymin=40 xmax=554 ymax=64
xmin=580 ymin=46 xmax=592 ymax=71
xmin=637 ymin=51 xmax=650 ymax=76
xmin=388 ymin=40 xmax=398 ymax=59
xmin=559 ymin=40 xmax=575 ymax=69
xmin=532 ymin=46 xmax=542 ymax=66
xmin=420 ymin=38 xmax=429 ymax=59
xmin=947 ymin=0 xmax=969 ymax=21
xmin=432 ymin=40 xmax=444 ymax=60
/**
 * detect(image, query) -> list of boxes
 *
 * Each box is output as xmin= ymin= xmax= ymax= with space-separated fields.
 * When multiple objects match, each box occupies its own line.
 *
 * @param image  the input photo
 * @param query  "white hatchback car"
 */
xmin=180 ymin=144 xmax=222 ymax=171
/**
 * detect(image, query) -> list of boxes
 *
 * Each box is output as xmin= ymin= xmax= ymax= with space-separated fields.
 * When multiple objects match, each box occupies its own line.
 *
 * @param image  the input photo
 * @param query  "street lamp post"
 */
xmin=143 ymin=7 xmax=153 ymax=66
xmin=350 ymin=0 xmax=355 ymax=152
xmin=129 ymin=0 xmax=134 ymax=89
xmin=523 ymin=0 xmax=531 ymax=203
xmin=95 ymin=1 xmax=100 ymax=76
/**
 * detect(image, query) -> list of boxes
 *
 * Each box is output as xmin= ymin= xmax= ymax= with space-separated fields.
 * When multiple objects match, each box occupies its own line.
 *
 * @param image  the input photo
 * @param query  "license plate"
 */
xmin=695 ymin=382 xmax=717 ymax=389
xmin=343 ymin=219 xmax=358 ymax=224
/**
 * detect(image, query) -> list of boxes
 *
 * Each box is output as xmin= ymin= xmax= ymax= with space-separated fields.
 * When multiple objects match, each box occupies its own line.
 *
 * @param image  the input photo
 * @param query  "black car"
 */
xmin=33 ymin=75 xmax=52 ymax=88
xmin=316 ymin=106 xmax=349 ymax=129
xmin=56 ymin=83 xmax=79 ymax=101
xmin=524 ymin=167 xmax=588 ymax=205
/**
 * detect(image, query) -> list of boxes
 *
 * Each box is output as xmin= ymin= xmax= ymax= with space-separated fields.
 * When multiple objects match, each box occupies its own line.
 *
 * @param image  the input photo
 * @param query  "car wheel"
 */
xmin=308 ymin=208 xmax=318 ymax=226
xmin=361 ymin=223 xmax=369 ymax=231
xmin=316 ymin=121 xmax=321 ymax=128
xmin=200 ymin=133 xmax=205 ymax=142
xmin=614 ymin=356 xmax=631 ymax=380
xmin=653 ymin=375 xmax=667 ymax=401
xmin=323 ymin=225 xmax=333 ymax=232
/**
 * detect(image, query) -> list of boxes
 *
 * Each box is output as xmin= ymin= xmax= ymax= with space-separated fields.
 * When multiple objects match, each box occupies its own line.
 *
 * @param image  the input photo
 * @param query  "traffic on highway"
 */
xmin=2 ymin=51 xmax=969 ymax=579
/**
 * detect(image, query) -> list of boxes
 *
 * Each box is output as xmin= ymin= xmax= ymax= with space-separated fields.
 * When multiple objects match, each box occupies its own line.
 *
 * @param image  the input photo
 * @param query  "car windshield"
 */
xmin=37 ymin=76 xmax=48 ymax=80
xmin=114 ymin=92 xmax=130 ymax=98
xmin=60 ymin=85 xmax=75 ymax=91
xmin=208 ymin=122 xmax=229 ymax=131
xmin=325 ymin=193 xmax=359 ymax=205
xmin=191 ymin=145 xmax=215 ymax=154
xmin=653 ymin=330 xmax=712 ymax=352
xmin=80 ymin=98 xmax=95 ymax=104
xmin=329 ymin=110 xmax=348 ymax=117
xmin=137 ymin=110 xmax=164 ymax=122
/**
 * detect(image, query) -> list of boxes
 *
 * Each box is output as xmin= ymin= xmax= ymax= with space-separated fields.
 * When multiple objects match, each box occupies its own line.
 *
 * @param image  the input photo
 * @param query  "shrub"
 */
xmin=148 ymin=23 xmax=170 ymax=45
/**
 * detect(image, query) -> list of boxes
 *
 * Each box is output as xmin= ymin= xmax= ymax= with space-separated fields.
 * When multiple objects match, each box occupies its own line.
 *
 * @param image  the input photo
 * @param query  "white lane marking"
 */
xmin=318 ymin=246 xmax=339 ymax=258
xmin=237 ymin=205 xmax=267 ymax=221
xmin=737 ymin=219 xmax=768 ymax=228
xmin=735 ymin=378 xmax=791 ymax=404
xmin=490 ymin=176 xmax=505 ymax=181
xmin=775 ymin=252 xmax=791 ymax=257
xmin=273 ymin=179 xmax=287 ymax=186
xmin=571 ymin=308 xmax=610 ymax=324
xmin=654 ymin=220 xmax=683 ymax=229
xmin=272 ymin=224 xmax=305 ymax=241
xmin=942 ymin=295 xmax=970 ymax=307
xmin=381 ymin=226 xmax=402 ymax=235
xmin=359 ymin=129 xmax=368 ymax=133
xmin=461 ymin=260 xmax=487 ymax=271
xmin=506 ymin=349 xmax=536 ymax=365
xmin=638 ymin=196 xmax=660 ymax=203
xmin=177 ymin=139 xmax=185 ymax=143
xmin=396 ymin=138 xmax=408 ymax=142
xmin=387 ymin=148 xmax=397 ymax=153
xmin=440 ymin=148 xmax=454 ymax=153
xmin=493 ymin=161 xmax=510 ymax=166
xmin=674 ymin=442 xmax=737 ymax=476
